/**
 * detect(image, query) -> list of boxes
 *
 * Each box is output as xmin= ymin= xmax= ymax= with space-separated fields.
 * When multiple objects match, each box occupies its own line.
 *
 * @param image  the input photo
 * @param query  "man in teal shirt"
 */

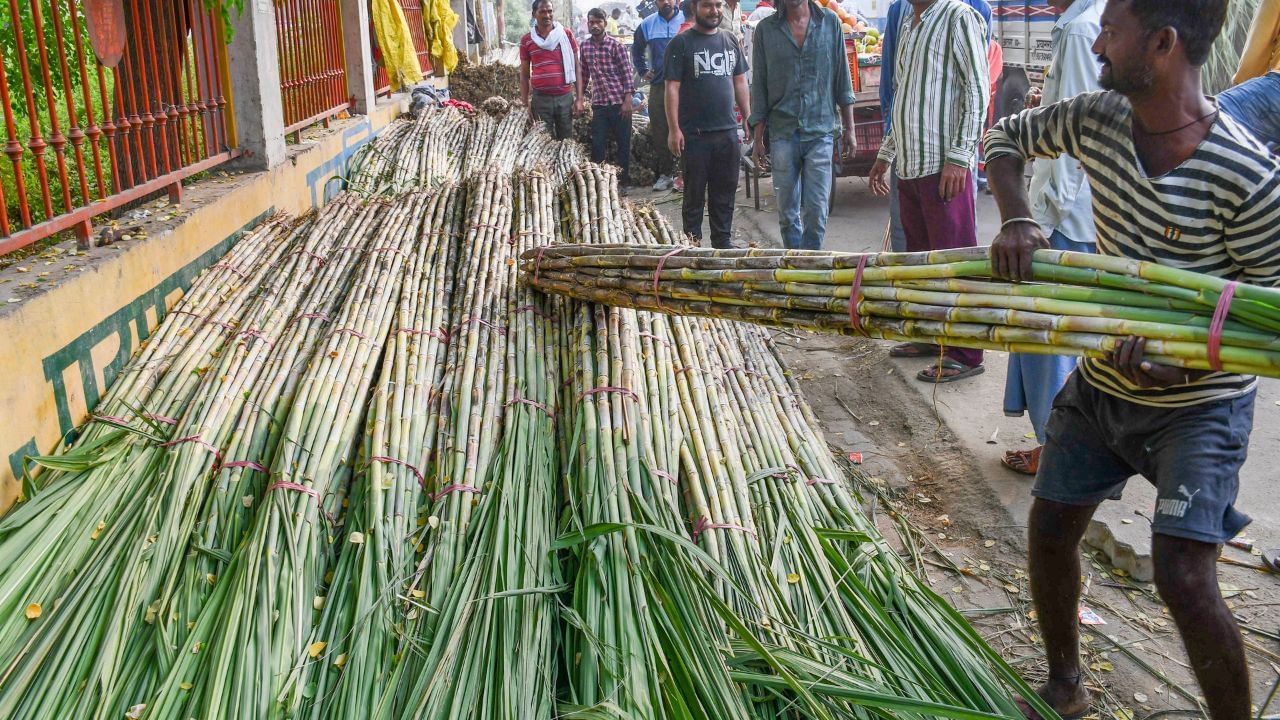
xmin=748 ymin=0 xmax=856 ymax=250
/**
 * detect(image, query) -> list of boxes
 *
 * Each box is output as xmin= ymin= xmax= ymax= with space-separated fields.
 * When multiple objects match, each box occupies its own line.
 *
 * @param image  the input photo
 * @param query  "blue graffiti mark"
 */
xmin=305 ymin=117 xmax=395 ymax=208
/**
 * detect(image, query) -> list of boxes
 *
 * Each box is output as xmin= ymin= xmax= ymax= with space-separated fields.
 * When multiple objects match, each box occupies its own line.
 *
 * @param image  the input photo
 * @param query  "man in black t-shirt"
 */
xmin=663 ymin=0 xmax=751 ymax=248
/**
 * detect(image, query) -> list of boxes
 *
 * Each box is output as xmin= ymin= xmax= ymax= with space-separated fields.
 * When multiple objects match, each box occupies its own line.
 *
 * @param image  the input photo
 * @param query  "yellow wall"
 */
xmin=0 ymin=100 xmax=406 ymax=512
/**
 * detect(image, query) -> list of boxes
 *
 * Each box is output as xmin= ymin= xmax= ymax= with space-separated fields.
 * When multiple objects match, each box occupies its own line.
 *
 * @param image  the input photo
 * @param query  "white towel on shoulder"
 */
xmin=529 ymin=22 xmax=577 ymax=85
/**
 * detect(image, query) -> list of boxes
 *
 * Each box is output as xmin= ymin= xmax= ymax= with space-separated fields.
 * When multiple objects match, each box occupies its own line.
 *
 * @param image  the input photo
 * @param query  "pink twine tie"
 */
xmin=223 ymin=460 xmax=269 ymax=473
xmin=370 ymin=455 xmax=426 ymax=488
xmin=652 ymin=247 xmax=686 ymax=311
xmin=690 ymin=516 xmax=758 ymax=543
xmin=848 ymin=254 xmax=869 ymax=336
xmin=211 ymin=263 xmax=248 ymax=280
xmin=506 ymin=395 xmax=556 ymax=420
xmin=581 ymin=386 xmax=639 ymax=402
xmin=433 ymin=484 xmax=483 ymax=501
xmin=1207 ymin=281 xmax=1238 ymax=373
xmin=159 ymin=434 xmax=223 ymax=468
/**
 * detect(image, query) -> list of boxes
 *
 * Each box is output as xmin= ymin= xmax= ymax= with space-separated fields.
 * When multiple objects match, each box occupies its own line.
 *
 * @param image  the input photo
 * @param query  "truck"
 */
xmin=990 ymin=0 xmax=1061 ymax=120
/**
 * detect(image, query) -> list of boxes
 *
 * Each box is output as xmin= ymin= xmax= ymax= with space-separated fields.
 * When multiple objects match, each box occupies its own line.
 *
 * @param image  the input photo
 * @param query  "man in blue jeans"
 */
xmin=748 ymin=0 xmax=855 ymax=250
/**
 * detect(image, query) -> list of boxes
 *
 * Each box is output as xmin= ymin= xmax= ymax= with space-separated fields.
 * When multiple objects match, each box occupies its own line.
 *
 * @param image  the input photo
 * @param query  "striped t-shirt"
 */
xmin=876 ymin=0 xmax=989 ymax=178
xmin=985 ymin=91 xmax=1280 ymax=406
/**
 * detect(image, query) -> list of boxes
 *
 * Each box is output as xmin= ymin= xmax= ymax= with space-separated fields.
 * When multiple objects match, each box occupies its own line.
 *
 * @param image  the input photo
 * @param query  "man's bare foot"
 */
xmin=1015 ymin=677 xmax=1090 ymax=719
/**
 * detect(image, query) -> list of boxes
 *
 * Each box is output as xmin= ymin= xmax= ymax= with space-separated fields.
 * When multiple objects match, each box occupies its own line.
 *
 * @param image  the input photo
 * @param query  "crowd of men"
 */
xmin=516 ymin=0 xmax=1280 ymax=717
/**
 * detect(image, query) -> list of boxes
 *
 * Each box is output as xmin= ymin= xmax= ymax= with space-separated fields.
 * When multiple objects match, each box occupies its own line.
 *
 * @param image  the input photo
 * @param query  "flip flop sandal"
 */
xmin=1015 ymin=696 xmax=1089 ymax=720
xmin=916 ymin=358 xmax=985 ymax=383
xmin=889 ymin=342 xmax=937 ymax=358
xmin=1263 ymin=548 xmax=1280 ymax=572
xmin=1001 ymin=447 xmax=1042 ymax=476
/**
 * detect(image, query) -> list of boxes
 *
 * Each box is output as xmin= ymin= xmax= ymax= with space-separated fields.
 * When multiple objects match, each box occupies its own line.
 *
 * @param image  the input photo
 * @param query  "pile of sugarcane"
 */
xmin=0 ymin=107 xmax=1054 ymax=720
xmin=523 ymin=244 xmax=1280 ymax=377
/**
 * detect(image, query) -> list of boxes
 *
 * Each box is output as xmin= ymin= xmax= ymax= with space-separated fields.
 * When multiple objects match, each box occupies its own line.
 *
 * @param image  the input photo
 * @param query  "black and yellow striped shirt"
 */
xmin=985 ymin=91 xmax=1280 ymax=406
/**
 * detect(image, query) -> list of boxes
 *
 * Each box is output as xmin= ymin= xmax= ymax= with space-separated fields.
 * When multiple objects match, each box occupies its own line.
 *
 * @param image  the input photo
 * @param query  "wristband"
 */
xmin=1000 ymin=217 xmax=1039 ymax=231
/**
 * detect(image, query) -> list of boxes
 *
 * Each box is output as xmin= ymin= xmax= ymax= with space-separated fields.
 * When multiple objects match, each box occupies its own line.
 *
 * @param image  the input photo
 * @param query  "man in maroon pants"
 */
xmin=869 ymin=0 xmax=989 ymax=382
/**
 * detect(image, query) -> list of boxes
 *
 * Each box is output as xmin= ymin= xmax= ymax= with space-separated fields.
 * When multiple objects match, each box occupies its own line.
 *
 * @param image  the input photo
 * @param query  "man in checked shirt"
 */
xmin=581 ymin=7 xmax=636 ymax=191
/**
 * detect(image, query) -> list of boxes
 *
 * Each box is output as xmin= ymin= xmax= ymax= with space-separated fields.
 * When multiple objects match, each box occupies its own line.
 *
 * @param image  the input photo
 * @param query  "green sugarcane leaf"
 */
xmin=478 ymin=582 xmax=571 ymax=600
xmin=552 ymin=522 xmax=629 ymax=550
xmin=554 ymin=521 xmax=744 ymax=596
xmin=812 ymin=527 xmax=873 ymax=544
xmin=557 ymin=700 xmax=629 ymax=719
xmin=732 ymin=671 xmax=1021 ymax=720
xmin=191 ymin=545 xmax=233 ymax=564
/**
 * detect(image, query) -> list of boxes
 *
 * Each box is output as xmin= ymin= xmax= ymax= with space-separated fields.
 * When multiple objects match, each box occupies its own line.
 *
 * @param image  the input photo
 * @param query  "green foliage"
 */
xmin=505 ymin=0 xmax=531 ymax=43
xmin=0 ymin=1 xmax=238 ymax=234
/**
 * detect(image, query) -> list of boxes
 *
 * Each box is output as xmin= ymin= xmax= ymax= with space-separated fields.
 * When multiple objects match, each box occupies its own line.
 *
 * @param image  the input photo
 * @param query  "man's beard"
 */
xmin=696 ymin=15 xmax=722 ymax=29
xmin=1098 ymin=60 xmax=1155 ymax=95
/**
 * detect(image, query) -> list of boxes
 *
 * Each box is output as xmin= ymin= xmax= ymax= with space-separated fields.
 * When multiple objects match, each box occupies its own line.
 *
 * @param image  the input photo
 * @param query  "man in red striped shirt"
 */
xmin=520 ymin=0 xmax=585 ymax=140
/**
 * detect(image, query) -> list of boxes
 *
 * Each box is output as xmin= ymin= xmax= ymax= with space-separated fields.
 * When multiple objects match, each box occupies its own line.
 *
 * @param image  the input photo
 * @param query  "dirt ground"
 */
xmin=637 ymin=173 xmax=1280 ymax=719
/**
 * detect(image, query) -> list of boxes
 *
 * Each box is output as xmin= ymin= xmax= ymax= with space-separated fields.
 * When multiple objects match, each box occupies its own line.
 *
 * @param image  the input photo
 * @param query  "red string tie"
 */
xmin=455 ymin=317 xmax=506 ymax=335
xmin=92 ymin=414 xmax=133 ymax=425
xmin=159 ymin=434 xmax=223 ymax=468
xmin=142 ymin=412 xmax=179 ymax=425
xmin=331 ymin=327 xmax=370 ymax=341
xmin=289 ymin=249 xmax=328 ymax=266
xmin=224 ymin=460 xmax=269 ymax=473
xmin=514 ymin=304 xmax=554 ymax=320
xmin=1207 ymin=281 xmax=1238 ymax=373
xmin=238 ymin=328 xmax=272 ymax=346
xmin=533 ymin=246 xmax=548 ymax=286
xmin=652 ymin=247 xmax=686 ymax=311
xmin=637 ymin=331 xmax=672 ymax=348
xmin=433 ymin=484 xmax=482 ymax=501
xmin=506 ymin=395 xmax=556 ymax=420
xmin=370 ymin=455 xmax=426 ymax=488
xmin=690 ymin=516 xmax=758 ymax=543
xmin=848 ymin=254 xmax=869 ymax=336
xmin=211 ymin=263 xmax=248 ymax=279
xmin=581 ymin=386 xmax=640 ymax=402
xmin=373 ymin=246 xmax=405 ymax=256
xmin=651 ymin=468 xmax=677 ymax=485
xmin=806 ymin=477 xmax=837 ymax=487
xmin=267 ymin=481 xmax=322 ymax=503
xmin=290 ymin=312 xmax=332 ymax=327
xmin=398 ymin=326 xmax=451 ymax=343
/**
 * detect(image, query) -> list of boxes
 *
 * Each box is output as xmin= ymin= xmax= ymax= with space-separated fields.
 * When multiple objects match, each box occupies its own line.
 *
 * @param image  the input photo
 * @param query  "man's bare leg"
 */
xmin=1152 ymin=534 xmax=1250 ymax=719
xmin=1024 ymin=497 xmax=1095 ymax=716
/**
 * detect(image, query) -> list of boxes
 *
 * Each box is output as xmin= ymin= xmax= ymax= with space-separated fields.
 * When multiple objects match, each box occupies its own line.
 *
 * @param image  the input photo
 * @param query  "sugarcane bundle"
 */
xmin=394 ymin=172 xmax=562 ymax=720
xmin=138 ymin=195 xmax=426 ymax=720
xmin=0 ymin=215 xmax=303 ymax=719
xmin=522 ymin=245 xmax=1280 ymax=377
xmin=300 ymin=185 xmax=463 ymax=719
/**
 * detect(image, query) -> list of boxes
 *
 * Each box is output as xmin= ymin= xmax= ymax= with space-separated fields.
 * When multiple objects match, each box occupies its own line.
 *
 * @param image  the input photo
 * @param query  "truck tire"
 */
xmin=995 ymin=69 xmax=1031 ymax=122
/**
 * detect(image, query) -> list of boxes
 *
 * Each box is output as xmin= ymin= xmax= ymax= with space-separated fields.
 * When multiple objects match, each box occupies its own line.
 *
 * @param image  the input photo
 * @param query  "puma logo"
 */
xmin=1157 ymin=485 xmax=1202 ymax=518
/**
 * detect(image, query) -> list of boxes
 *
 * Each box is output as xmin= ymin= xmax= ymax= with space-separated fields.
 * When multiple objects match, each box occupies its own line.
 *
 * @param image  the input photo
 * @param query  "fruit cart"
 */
xmin=832 ymin=32 xmax=885 ymax=190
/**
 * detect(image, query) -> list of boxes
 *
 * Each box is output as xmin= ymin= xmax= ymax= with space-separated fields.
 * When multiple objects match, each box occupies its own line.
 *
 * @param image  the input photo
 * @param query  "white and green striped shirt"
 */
xmin=876 ymin=0 xmax=989 ymax=179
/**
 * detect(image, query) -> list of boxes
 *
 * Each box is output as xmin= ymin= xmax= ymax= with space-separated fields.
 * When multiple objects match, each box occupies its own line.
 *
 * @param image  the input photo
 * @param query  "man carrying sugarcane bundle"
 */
xmin=984 ymin=1 xmax=1280 ymax=717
